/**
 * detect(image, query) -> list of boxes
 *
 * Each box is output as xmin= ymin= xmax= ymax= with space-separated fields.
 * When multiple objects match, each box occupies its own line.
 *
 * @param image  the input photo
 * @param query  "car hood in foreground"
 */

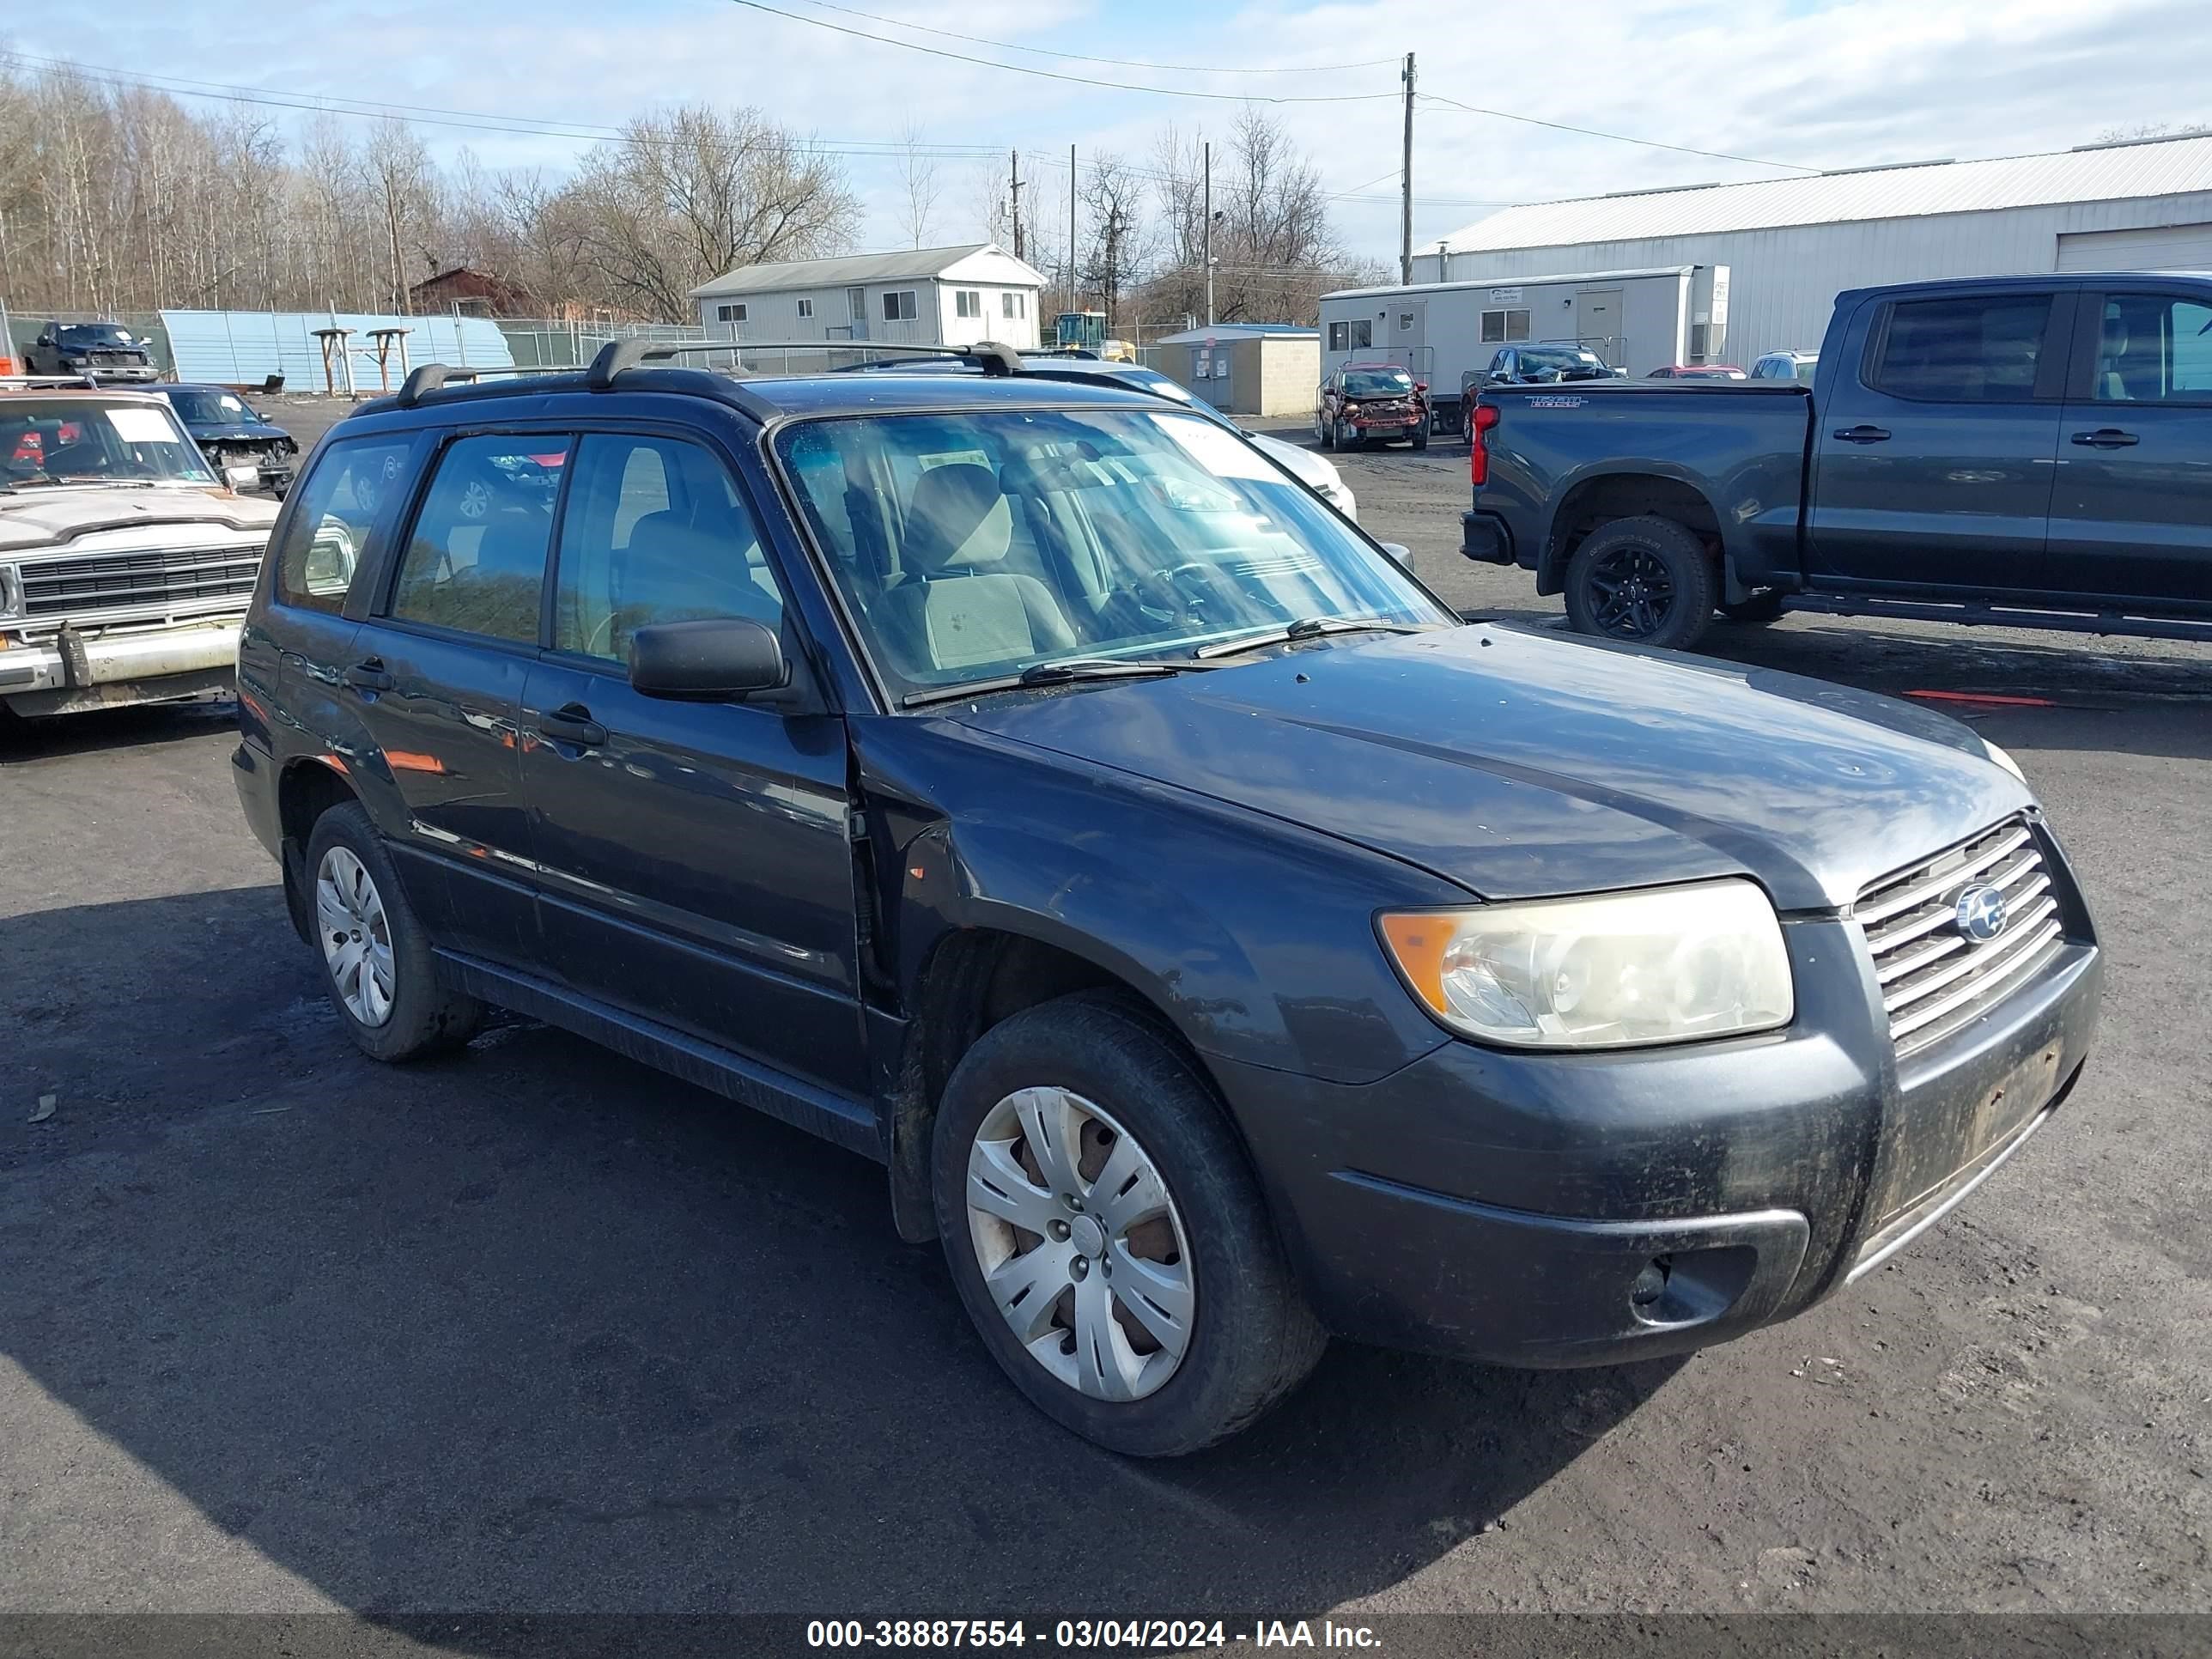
xmin=0 ymin=487 xmax=280 ymax=553
xmin=950 ymin=624 xmax=2025 ymax=912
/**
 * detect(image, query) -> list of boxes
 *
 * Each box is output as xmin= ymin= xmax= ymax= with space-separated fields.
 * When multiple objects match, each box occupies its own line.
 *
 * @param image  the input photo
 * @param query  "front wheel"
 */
xmin=1333 ymin=416 xmax=1356 ymax=452
xmin=932 ymin=994 xmax=1326 ymax=1456
xmin=1562 ymin=516 xmax=1717 ymax=652
xmin=1411 ymin=423 xmax=1430 ymax=452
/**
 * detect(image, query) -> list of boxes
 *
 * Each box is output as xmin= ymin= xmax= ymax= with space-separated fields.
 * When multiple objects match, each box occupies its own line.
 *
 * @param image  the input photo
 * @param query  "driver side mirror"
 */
xmin=1378 ymin=542 xmax=1414 ymax=569
xmin=629 ymin=617 xmax=787 ymax=700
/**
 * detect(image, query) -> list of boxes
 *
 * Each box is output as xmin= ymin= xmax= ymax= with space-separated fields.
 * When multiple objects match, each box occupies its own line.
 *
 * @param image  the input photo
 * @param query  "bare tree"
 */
xmin=568 ymin=104 xmax=860 ymax=320
xmin=896 ymin=118 xmax=940 ymax=250
xmin=1078 ymin=152 xmax=1149 ymax=325
xmin=1145 ymin=106 xmax=1352 ymax=327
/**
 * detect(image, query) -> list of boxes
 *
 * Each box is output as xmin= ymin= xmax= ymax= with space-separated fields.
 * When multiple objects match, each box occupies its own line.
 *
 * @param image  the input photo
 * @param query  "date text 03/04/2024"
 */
xmin=805 ymin=1619 xmax=1383 ymax=1649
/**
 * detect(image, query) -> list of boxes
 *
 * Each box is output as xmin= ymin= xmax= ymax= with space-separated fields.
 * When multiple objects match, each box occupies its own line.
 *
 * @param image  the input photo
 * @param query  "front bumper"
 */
xmin=81 ymin=364 xmax=158 ymax=384
xmin=0 ymin=619 xmax=240 ymax=715
xmin=1212 ymin=908 xmax=2102 ymax=1369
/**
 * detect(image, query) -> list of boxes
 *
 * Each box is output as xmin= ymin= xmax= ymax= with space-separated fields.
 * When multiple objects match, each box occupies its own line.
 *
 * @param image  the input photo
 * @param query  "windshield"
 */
xmin=57 ymin=325 xmax=138 ymax=349
xmin=1519 ymin=348 xmax=1604 ymax=374
xmin=1341 ymin=368 xmax=1413 ymax=398
xmin=0 ymin=398 xmax=216 ymax=487
xmin=779 ymin=407 xmax=1449 ymax=702
xmin=163 ymin=388 xmax=252 ymax=424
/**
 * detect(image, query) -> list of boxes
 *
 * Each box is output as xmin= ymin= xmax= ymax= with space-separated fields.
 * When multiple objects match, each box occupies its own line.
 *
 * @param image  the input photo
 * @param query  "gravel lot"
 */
xmin=2 ymin=402 xmax=2208 ymax=1625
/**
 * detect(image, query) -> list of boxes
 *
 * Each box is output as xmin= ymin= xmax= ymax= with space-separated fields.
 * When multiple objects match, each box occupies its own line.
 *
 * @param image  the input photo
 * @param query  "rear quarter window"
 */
xmin=270 ymin=435 xmax=417 ymax=614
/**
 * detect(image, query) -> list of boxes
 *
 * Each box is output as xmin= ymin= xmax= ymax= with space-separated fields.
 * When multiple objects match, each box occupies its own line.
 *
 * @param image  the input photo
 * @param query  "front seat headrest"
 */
xmin=903 ymin=462 xmax=1012 ymax=577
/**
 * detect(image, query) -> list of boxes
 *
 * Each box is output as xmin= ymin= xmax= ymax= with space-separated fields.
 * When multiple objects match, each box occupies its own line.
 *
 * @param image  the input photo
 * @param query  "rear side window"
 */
xmin=271 ymin=435 xmax=416 ymax=613
xmin=551 ymin=434 xmax=781 ymax=665
xmin=1871 ymin=295 xmax=2053 ymax=402
xmin=388 ymin=434 xmax=568 ymax=644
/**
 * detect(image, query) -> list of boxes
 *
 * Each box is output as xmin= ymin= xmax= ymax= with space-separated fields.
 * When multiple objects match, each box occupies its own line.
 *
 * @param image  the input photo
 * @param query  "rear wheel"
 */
xmin=304 ymin=803 xmax=483 ymax=1061
xmin=1563 ymin=515 xmax=1717 ymax=652
xmin=932 ymin=994 xmax=1326 ymax=1456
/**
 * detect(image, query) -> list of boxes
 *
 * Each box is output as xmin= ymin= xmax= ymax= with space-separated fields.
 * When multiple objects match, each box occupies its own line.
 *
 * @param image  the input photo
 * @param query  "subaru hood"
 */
xmin=949 ymin=623 xmax=2027 ymax=912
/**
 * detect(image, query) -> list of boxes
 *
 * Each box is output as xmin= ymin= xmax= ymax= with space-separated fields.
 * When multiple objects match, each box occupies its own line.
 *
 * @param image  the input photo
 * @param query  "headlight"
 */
xmin=0 ymin=562 xmax=20 ymax=621
xmin=1378 ymin=878 xmax=1794 ymax=1049
xmin=1983 ymin=739 xmax=2027 ymax=783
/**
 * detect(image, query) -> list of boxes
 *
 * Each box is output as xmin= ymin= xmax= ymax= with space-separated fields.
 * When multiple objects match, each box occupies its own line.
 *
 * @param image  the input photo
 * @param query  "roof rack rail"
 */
xmin=0 ymin=373 xmax=108 ymax=391
xmin=394 ymin=363 xmax=544 ymax=408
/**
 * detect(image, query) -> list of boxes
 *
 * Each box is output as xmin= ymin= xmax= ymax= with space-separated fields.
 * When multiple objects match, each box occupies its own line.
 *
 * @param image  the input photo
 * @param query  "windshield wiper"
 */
xmin=1192 ymin=617 xmax=1428 ymax=660
xmin=900 ymin=657 xmax=1217 ymax=709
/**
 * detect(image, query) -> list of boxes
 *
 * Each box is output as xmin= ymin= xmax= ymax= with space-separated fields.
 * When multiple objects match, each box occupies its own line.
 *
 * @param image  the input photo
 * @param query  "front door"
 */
xmin=2045 ymin=286 xmax=2212 ymax=607
xmin=349 ymin=428 xmax=570 ymax=965
xmin=1574 ymin=289 xmax=1622 ymax=366
xmin=1807 ymin=288 xmax=2070 ymax=595
xmin=516 ymin=429 xmax=865 ymax=1096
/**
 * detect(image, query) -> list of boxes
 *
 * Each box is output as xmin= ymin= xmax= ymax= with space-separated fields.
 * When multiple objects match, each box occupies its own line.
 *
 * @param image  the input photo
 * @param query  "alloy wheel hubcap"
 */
xmin=965 ymin=1087 xmax=1194 ymax=1402
xmin=315 ymin=847 xmax=396 ymax=1027
xmin=1588 ymin=545 xmax=1678 ymax=638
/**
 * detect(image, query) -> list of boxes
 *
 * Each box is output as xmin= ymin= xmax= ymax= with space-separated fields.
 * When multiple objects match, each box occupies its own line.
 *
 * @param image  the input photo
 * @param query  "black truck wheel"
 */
xmin=1563 ymin=516 xmax=1717 ymax=652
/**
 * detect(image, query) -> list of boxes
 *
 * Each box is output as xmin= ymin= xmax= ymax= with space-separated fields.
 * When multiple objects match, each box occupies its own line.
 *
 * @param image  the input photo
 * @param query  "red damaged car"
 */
xmin=1316 ymin=362 xmax=1431 ymax=452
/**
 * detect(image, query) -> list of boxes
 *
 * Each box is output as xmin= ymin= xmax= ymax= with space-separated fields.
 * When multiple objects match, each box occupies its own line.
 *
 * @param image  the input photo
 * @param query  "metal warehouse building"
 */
xmin=1413 ymin=132 xmax=2212 ymax=368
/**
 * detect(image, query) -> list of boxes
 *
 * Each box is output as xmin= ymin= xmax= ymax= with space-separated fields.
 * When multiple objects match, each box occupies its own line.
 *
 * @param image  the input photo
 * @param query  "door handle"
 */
xmin=537 ymin=702 xmax=607 ymax=748
xmin=2070 ymin=428 xmax=2139 ymax=447
xmin=343 ymin=657 xmax=394 ymax=692
xmin=1832 ymin=424 xmax=1891 ymax=444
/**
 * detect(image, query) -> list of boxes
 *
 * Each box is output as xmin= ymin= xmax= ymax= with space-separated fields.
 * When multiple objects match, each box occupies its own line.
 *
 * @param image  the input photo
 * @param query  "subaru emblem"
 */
xmin=1954 ymin=884 xmax=2008 ymax=944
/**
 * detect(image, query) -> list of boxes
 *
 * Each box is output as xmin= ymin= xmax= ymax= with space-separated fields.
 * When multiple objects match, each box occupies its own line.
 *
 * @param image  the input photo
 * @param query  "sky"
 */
xmin=29 ymin=0 xmax=2212 ymax=266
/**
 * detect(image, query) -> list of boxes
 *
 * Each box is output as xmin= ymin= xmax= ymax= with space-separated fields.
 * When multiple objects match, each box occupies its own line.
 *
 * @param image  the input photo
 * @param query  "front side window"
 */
xmin=884 ymin=289 xmax=918 ymax=322
xmin=778 ymin=409 xmax=1449 ymax=702
xmin=273 ymin=435 xmax=415 ymax=612
xmin=551 ymin=434 xmax=782 ymax=664
xmin=2092 ymin=294 xmax=2212 ymax=402
xmin=1873 ymin=295 xmax=2053 ymax=402
xmin=389 ymin=434 xmax=568 ymax=644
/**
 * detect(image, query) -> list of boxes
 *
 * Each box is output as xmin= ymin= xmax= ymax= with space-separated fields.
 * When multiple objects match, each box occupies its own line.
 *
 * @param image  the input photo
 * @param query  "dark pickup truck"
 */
xmin=1461 ymin=272 xmax=2212 ymax=651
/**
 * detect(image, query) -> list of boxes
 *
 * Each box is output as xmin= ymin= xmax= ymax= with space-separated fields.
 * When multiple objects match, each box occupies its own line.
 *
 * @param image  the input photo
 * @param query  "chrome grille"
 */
xmin=1856 ymin=817 xmax=2066 ymax=1054
xmin=17 ymin=544 xmax=263 ymax=623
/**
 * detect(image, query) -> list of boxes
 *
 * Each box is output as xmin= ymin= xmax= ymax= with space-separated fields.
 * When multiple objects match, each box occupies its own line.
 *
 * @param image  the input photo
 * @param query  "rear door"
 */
xmin=2045 ymin=284 xmax=2212 ymax=608
xmin=346 ymin=428 xmax=570 ymax=966
xmin=1807 ymin=288 xmax=2072 ymax=594
xmin=517 ymin=427 xmax=864 ymax=1096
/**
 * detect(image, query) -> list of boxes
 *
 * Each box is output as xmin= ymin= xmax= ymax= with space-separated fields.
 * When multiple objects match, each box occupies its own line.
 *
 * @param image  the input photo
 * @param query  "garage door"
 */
xmin=2055 ymin=223 xmax=2212 ymax=271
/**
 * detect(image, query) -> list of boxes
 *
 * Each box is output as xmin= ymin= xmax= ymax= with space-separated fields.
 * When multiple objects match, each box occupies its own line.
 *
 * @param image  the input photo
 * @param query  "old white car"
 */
xmin=0 ymin=383 xmax=279 ymax=717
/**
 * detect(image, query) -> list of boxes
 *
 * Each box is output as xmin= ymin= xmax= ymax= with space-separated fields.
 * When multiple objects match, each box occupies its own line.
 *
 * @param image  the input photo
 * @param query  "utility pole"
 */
xmin=1068 ymin=144 xmax=1079 ymax=315
xmin=1009 ymin=150 xmax=1024 ymax=259
xmin=1202 ymin=139 xmax=1214 ymax=327
xmin=1401 ymin=52 xmax=1416 ymax=286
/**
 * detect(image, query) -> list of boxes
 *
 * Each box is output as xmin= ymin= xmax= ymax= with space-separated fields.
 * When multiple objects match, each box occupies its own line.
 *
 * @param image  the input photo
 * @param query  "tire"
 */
xmin=1320 ymin=410 xmax=1336 ymax=451
xmin=932 ymin=993 xmax=1327 ymax=1457
xmin=1411 ymin=424 xmax=1430 ymax=453
xmin=1563 ymin=515 xmax=1717 ymax=652
xmin=1719 ymin=591 xmax=1786 ymax=625
xmin=1333 ymin=416 xmax=1357 ymax=452
xmin=303 ymin=802 xmax=483 ymax=1062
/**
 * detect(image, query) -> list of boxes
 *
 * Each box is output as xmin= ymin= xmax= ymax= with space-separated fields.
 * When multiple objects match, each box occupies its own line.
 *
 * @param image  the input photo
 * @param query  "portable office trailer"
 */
xmin=1317 ymin=264 xmax=1729 ymax=429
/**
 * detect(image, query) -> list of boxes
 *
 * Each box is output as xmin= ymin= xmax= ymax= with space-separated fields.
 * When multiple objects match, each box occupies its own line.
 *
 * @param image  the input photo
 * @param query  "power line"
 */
xmin=716 ymin=0 xmax=1402 ymax=103
xmin=1418 ymin=93 xmax=1823 ymax=173
xmin=779 ymin=0 xmax=1400 ymax=74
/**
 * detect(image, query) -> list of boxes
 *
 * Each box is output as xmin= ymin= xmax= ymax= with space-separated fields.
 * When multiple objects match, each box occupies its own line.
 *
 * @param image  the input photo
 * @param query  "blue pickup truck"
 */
xmin=1461 ymin=272 xmax=2212 ymax=651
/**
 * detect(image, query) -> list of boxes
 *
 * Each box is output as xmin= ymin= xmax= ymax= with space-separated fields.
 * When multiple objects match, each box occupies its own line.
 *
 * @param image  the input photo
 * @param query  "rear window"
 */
xmin=1871 ymin=295 xmax=2054 ymax=402
xmin=271 ymin=436 xmax=416 ymax=614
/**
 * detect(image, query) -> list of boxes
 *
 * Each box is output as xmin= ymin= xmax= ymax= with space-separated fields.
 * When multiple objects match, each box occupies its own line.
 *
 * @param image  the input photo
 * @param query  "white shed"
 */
xmin=1413 ymin=133 xmax=2212 ymax=368
xmin=690 ymin=243 xmax=1047 ymax=350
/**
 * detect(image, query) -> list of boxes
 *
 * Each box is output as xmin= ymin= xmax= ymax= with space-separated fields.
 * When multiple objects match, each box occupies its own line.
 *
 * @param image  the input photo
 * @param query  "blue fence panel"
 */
xmin=160 ymin=311 xmax=516 ymax=390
